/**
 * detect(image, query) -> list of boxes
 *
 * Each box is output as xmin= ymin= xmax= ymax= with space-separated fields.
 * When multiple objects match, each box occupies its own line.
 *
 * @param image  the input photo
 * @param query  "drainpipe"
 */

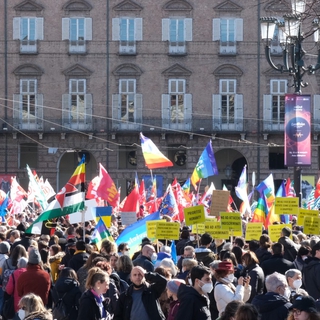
xmin=257 ymin=0 xmax=261 ymax=186
xmin=106 ymin=0 xmax=110 ymax=169
xmin=4 ymin=0 xmax=8 ymax=173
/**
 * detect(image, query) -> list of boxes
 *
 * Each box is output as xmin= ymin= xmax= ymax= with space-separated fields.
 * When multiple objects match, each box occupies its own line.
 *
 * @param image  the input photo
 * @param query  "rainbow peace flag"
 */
xmin=140 ymin=133 xmax=173 ymax=169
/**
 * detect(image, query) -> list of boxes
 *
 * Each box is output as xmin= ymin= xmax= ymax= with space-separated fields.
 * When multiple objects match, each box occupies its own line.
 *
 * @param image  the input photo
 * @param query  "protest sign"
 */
xmin=146 ymin=220 xmax=165 ymax=239
xmin=275 ymin=197 xmax=299 ymax=215
xmin=156 ymin=222 xmax=180 ymax=240
xmin=184 ymin=205 xmax=205 ymax=226
xmin=298 ymin=208 xmax=319 ymax=226
xmin=220 ymin=212 xmax=242 ymax=237
xmin=304 ymin=216 xmax=320 ymax=235
xmin=210 ymin=190 xmax=230 ymax=216
xmin=268 ymin=224 xmax=291 ymax=242
xmin=245 ymin=223 xmax=263 ymax=241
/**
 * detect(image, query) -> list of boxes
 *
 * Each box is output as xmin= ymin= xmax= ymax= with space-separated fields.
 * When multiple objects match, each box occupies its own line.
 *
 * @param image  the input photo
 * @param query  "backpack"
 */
xmin=2 ymin=261 xmax=15 ymax=292
xmin=52 ymin=292 xmax=68 ymax=320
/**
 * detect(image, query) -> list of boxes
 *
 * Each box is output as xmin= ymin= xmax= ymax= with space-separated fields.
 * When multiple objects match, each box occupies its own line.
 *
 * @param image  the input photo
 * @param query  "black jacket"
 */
xmin=241 ymin=263 xmax=265 ymax=302
xmin=176 ymin=284 xmax=211 ymax=320
xmin=261 ymin=254 xmax=294 ymax=277
xmin=132 ymin=255 xmax=154 ymax=272
xmin=114 ymin=272 xmax=166 ymax=320
xmin=69 ymin=251 xmax=89 ymax=272
xmin=54 ymin=277 xmax=82 ymax=320
xmin=278 ymin=237 xmax=299 ymax=262
xmin=255 ymin=247 xmax=272 ymax=264
xmin=302 ymin=257 xmax=320 ymax=299
xmin=77 ymin=289 xmax=110 ymax=320
xmin=252 ymin=292 xmax=292 ymax=320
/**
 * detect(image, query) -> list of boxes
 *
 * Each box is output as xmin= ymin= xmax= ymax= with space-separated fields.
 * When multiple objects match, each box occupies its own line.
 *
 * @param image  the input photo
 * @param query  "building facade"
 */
xmin=0 ymin=0 xmax=319 ymax=201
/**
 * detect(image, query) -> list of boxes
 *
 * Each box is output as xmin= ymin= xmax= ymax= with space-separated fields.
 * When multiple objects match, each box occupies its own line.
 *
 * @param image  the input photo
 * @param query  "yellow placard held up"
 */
xmin=146 ymin=220 xmax=165 ymax=239
xmin=268 ymin=224 xmax=292 ymax=242
xmin=156 ymin=222 xmax=180 ymax=240
xmin=303 ymin=216 xmax=320 ymax=235
xmin=220 ymin=212 xmax=242 ymax=233
xmin=298 ymin=208 xmax=319 ymax=226
xmin=192 ymin=223 xmax=205 ymax=234
xmin=184 ymin=205 xmax=206 ymax=226
xmin=245 ymin=223 xmax=263 ymax=241
xmin=275 ymin=197 xmax=299 ymax=215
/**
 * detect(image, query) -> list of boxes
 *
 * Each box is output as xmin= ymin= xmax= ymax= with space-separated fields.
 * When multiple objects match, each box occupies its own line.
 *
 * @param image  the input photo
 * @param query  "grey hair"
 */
xmin=209 ymin=260 xmax=222 ymax=270
xmin=184 ymin=246 xmax=195 ymax=253
xmin=265 ymin=272 xmax=287 ymax=292
xmin=160 ymin=245 xmax=171 ymax=254
xmin=223 ymin=242 xmax=233 ymax=251
xmin=159 ymin=258 xmax=177 ymax=277
xmin=17 ymin=257 xmax=28 ymax=269
xmin=285 ymin=269 xmax=301 ymax=280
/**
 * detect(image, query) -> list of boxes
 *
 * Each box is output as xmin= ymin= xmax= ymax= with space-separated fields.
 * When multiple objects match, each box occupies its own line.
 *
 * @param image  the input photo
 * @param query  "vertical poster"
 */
xmin=285 ymin=94 xmax=311 ymax=166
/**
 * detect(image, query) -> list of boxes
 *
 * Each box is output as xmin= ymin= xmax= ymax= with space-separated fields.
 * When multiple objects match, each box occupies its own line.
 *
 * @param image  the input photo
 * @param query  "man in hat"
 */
xmin=60 ymin=238 xmax=77 ymax=268
xmin=290 ymin=296 xmax=318 ymax=316
xmin=17 ymin=248 xmax=51 ymax=306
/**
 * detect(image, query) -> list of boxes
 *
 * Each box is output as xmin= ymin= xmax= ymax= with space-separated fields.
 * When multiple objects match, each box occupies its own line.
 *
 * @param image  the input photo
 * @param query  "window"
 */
xmin=13 ymin=17 xmax=43 ymax=53
xmin=62 ymin=18 xmax=92 ymax=53
xmin=162 ymin=79 xmax=192 ymax=130
xmin=269 ymin=147 xmax=286 ymax=169
xmin=62 ymin=79 xmax=93 ymax=130
xmin=118 ymin=146 xmax=137 ymax=169
xmin=13 ymin=79 xmax=43 ymax=130
xmin=162 ymin=18 xmax=192 ymax=54
xmin=168 ymin=146 xmax=187 ymax=169
xmin=212 ymin=79 xmax=243 ymax=131
xmin=263 ymin=79 xmax=287 ymax=131
xmin=20 ymin=143 xmax=38 ymax=169
xmin=112 ymin=18 xmax=142 ymax=54
xmin=213 ymin=18 xmax=243 ymax=54
xmin=112 ymin=79 xmax=142 ymax=130
xmin=270 ymin=20 xmax=283 ymax=54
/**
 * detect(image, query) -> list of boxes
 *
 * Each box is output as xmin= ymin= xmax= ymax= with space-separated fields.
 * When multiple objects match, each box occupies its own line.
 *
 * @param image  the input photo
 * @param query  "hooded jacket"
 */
xmin=49 ymin=251 xmax=65 ymax=283
xmin=302 ymin=257 xmax=320 ymax=299
xmin=175 ymin=284 xmax=211 ymax=320
xmin=251 ymin=292 xmax=292 ymax=320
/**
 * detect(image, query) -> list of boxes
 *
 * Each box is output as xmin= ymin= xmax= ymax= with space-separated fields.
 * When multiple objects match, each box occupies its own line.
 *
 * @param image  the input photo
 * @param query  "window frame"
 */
xmin=69 ymin=79 xmax=86 ymax=125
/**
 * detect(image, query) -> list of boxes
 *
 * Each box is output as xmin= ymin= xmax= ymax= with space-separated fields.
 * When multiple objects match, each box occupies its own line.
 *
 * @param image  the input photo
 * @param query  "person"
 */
xmin=175 ymin=265 xmax=212 ymax=320
xmin=49 ymin=244 xmax=65 ymax=283
xmin=293 ymin=245 xmax=311 ymax=271
xmin=0 ymin=241 xmax=10 ymax=314
xmin=302 ymin=241 xmax=320 ymax=300
xmin=234 ymin=304 xmax=260 ymax=320
xmin=114 ymin=266 xmax=167 ymax=320
xmin=177 ymin=245 xmax=196 ymax=272
xmin=285 ymin=269 xmax=308 ymax=302
xmin=177 ymin=258 xmax=198 ymax=280
xmin=132 ymin=244 xmax=157 ymax=272
xmin=195 ymin=233 xmax=213 ymax=264
xmin=6 ymin=257 xmax=28 ymax=313
xmin=261 ymin=243 xmax=294 ymax=277
xmin=100 ymin=239 xmax=117 ymax=256
xmin=241 ymin=251 xmax=264 ymax=302
xmin=287 ymin=295 xmax=320 ymax=320
xmin=115 ymin=255 xmax=133 ymax=285
xmin=251 ymin=272 xmax=292 ymax=320
xmin=77 ymin=267 xmax=111 ymax=320
xmin=17 ymin=248 xmax=51 ymax=306
xmin=278 ymin=227 xmax=299 ymax=262
xmin=218 ymin=300 xmax=244 ymax=320
xmin=255 ymin=235 xmax=272 ymax=264
xmin=176 ymin=228 xmax=190 ymax=256
xmin=109 ymin=253 xmax=118 ymax=270
xmin=17 ymin=293 xmax=52 ymax=320
xmin=214 ymin=260 xmax=251 ymax=316
xmin=68 ymin=240 xmax=89 ymax=272
xmin=117 ymin=243 xmax=130 ymax=257
xmin=166 ymin=279 xmax=185 ymax=320
xmin=54 ymin=267 xmax=81 ymax=320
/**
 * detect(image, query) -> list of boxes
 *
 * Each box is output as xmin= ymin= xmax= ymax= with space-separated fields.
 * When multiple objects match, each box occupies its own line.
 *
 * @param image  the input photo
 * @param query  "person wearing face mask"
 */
xmin=176 ymin=265 xmax=212 ymax=320
xmin=214 ymin=260 xmax=251 ymax=316
xmin=133 ymin=244 xmax=156 ymax=272
xmin=251 ymin=272 xmax=292 ymax=320
xmin=114 ymin=266 xmax=167 ymax=320
xmin=285 ymin=269 xmax=308 ymax=302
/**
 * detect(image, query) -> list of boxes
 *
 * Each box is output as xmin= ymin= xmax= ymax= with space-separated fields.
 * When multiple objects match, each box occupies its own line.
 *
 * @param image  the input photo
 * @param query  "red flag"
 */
xmin=121 ymin=185 xmax=139 ymax=213
xmin=172 ymin=179 xmax=191 ymax=222
xmin=139 ymin=180 xmax=146 ymax=207
xmin=285 ymin=178 xmax=296 ymax=197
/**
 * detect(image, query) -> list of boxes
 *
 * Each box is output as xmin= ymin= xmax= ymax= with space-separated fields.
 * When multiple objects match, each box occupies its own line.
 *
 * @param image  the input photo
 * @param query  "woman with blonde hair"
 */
xmin=77 ymin=267 xmax=111 ymax=320
xmin=17 ymin=293 xmax=52 ymax=320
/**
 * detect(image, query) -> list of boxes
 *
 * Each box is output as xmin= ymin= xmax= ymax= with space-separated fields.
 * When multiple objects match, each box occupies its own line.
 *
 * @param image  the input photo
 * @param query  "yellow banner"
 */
xmin=245 ymin=223 xmax=263 ymax=241
xmin=192 ymin=218 xmax=217 ymax=234
xmin=155 ymin=222 xmax=180 ymax=240
xmin=220 ymin=212 xmax=242 ymax=232
xmin=268 ymin=224 xmax=291 ymax=242
xmin=146 ymin=220 xmax=165 ymax=239
xmin=275 ymin=197 xmax=299 ymax=215
xmin=303 ymin=216 xmax=320 ymax=235
xmin=298 ymin=208 xmax=319 ymax=226
xmin=184 ymin=205 xmax=206 ymax=226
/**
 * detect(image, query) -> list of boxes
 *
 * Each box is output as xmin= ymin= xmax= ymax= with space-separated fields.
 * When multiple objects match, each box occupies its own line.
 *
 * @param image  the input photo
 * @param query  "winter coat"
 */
xmin=17 ymin=264 xmax=51 ymax=306
xmin=255 ymin=247 xmax=272 ymax=264
xmin=251 ymin=292 xmax=292 ymax=320
xmin=6 ymin=267 xmax=27 ymax=312
xmin=114 ymin=272 xmax=167 ymax=320
xmin=261 ymin=254 xmax=294 ymax=277
xmin=214 ymin=280 xmax=251 ymax=316
xmin=302 ymin=257 xmax=320 ymax=299
xmin=241 ymin=263 xmax=265 ymax=302
xmin=54 ymin=277 xmax=82 ymax=320
xmin=68 ymin=251 xmax=89 ymax=272
xmin=49 ymin=251 xmax=65 ymax=283
xmin=77 ymin=289 xmax=110 ymax=320
xmin=176 ymin=284 xmax=211 ymax=320
xmin=24 ymin=310 xmax=53 ymax=320
xmin=167 ymin=299 xmax=180 ymax=320
xmin=278 ymin=237 xmax=299 ymax=262
xmin=77 ymin=265 xmax=88 ymax=293
xmin=132 ymin=255 xmax=154 ymax=272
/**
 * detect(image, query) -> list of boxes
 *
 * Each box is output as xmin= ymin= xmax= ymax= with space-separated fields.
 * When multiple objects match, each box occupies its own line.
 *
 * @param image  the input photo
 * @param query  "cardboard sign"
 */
xmin=184 ymin=205 xmax=206 ymax=226
xmin=245 ymin=223 xmax=263 ymax=241
xmin=303 ymin=216 xmax=320 ymax=235
xmin=275 ymin=197 xmax=299 ymax=215
xmin=210 ymin=190 xmax=230 ymax=216
xmin=298 ymin=208 xmax=319 ymax=226
xmin=146 ymin=220 xmax=165 ymax=239
xmin=268 ymin=224 xmax=291 ymax=242
xmin=220 ymin=212 xmax=242 ymax=232
xmin=121 ymin=212 xmax=137 ymax=226
xmin=156 ymin=222 xmax=180 ymax=240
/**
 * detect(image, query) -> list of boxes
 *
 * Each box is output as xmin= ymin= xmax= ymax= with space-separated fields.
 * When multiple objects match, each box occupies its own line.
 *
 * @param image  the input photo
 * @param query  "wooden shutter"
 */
xmin=314 ymin=95 xmax=320 ymax=131
xmin=263 ymin=94 xmax=272 ymax=131
xmin=235 ymin=19 xmax=243 ymax=41
xmin=36 ymin=18 xmax=44 ymax=40
xmin=62 ymin=18 xmax=70 ymax=40
xmin=62 ymin=94 xmax=70 ymax=126
xmin=162 ymin=19 xmax=170 ymax=41
xmin=162 ymin=94 xmax=170 ymax=128
xmin=85 ymin=94 xmax=92 ymax=129
xmin=135 ymin=94 xmax=143 ymax=124
xmin=235 ymin=94 xmax=243 ymax=131
xmin=212 ymin=94 xmax=221 ymax=130
xmin=85 ymin=18 xmax=92 ymax=41
xmin=13 ymin=94 xmax=22 ymax=128
xmin=112 ymin=18 xmax=120 ymax=41
xmin=112 ymin=94 xmax=120 ymax=130
xmin=13 ymin=18 xmax=20 ymax=40
xmin=135 ymin=18 xmax=143 ymax=41
xmin=184 ymin=18 xmax=192 ymax=41
xmin=36 ymin=94 xmax=43 ymax=130
xmin=212 ymin=19 xmax=220 ymax=41
xmin=184 ymin=94 xmax=192 ymax=130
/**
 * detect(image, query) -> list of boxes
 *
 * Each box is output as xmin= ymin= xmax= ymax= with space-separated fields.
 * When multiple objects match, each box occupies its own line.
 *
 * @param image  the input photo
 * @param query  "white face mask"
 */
xmin=190 ymin=236 xmax=195 ymax=241
xmin=292 ymin=279 xmax=302 ymax=289
xmin=18 ymin=309 xmax=26 ymax=320
xmin=282 ymin=287 xmax=291 ymax=300
xmin=151 ymin=253 xmax=158 ymax=262
xmin=226 ymin=274 xmax=235 ymax=283
xmin=200 ymin=281 xmax=213 ymax=294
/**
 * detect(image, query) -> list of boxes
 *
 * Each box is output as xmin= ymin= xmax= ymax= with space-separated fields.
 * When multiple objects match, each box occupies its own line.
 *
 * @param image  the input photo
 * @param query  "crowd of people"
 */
xmin=0 ymin=214 xmax=319 ymax=320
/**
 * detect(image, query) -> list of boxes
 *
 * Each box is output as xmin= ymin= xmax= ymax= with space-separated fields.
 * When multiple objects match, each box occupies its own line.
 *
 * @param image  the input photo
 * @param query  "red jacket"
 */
xmin=17 ymin=264 xmax=51 ymax=305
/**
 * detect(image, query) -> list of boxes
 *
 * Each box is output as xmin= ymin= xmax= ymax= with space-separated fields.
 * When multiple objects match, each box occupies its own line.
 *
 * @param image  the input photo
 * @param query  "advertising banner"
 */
xmin=285 ymin=94 xmax=311 ymax=166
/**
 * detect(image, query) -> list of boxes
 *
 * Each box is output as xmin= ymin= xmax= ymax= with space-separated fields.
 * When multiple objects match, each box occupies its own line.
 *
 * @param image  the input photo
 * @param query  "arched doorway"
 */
xmin=58 ymin=150 xmax=97 ymax=191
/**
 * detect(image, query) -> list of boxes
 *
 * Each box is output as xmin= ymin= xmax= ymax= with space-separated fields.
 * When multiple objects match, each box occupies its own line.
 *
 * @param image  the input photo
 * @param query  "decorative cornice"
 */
xmin=13 ymin=64 xmax=43 ymax=76
xmin=162 ymin=63 xmax=192 ymax=76
xmin=63 ymin=64 xmax=92 ymax=77
xmin=113 ymin=63 xmax=143 ymax=76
